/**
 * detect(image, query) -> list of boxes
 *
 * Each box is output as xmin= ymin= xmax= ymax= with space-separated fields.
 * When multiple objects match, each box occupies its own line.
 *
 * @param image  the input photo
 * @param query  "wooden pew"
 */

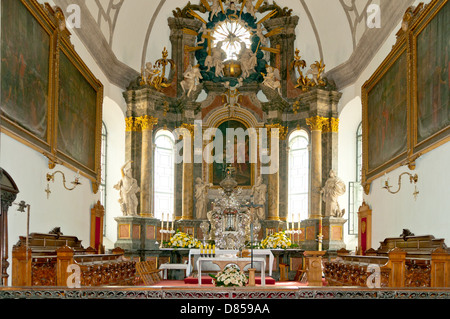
xmin=12 ymin=232 xmax=136 ymax=286
xmin=323 ymin=234 xmax=450 ymax=288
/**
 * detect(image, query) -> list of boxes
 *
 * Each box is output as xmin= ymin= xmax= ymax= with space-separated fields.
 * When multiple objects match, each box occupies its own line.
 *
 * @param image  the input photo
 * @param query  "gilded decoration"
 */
xmin=266 ymin=123 xmax=288 ymax=140
xmin=322 ymin=118 xmax=339 ymax=133
xmin=291 ymin=48 xmax=327 ymax=92
xmin=306 ymin=116 xmax=328 ymax=131
xmin=125 ymin=116 xmax=158 ymax=132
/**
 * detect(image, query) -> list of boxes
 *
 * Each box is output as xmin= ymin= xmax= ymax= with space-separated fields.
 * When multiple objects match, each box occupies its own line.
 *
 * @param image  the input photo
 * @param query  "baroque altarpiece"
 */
xmin=114 ymin=0 xmax=346 ymax=272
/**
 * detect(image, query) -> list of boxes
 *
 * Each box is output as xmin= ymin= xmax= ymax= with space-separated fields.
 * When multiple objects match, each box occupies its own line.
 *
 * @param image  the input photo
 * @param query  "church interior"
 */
xmin=0 ymin=0 xmax=449 ymax=300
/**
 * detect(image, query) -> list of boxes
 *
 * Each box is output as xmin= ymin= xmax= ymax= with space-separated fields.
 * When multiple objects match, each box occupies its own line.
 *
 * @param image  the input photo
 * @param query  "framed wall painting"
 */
xmin=361 ymin=0 xmax=449 ymax=194
xmin=362 ymin=40 xmax=409 ymax=193
xmin=0 ymin=0 xmax=104 ymax=193
xmin=55 ymin=36 xmax=103 ymax=189
xmin=209 ymin=119 xmax=254 ymax=187
xmin=0 ymin=0 xmax=55 ymax=151
xmin=411 ymin=0 xmax=449 ymax=155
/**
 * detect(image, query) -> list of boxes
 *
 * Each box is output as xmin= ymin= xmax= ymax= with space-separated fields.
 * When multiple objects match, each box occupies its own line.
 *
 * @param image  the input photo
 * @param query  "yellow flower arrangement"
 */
xmin=260 ymin=231 xmax=292 ymax=249
xmin=167 ymin=231 xmax=201 ymax=248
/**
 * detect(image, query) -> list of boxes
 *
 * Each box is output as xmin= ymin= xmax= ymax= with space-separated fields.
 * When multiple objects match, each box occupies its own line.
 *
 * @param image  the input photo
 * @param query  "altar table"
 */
xmin=188 ymin=249 xmax=274 ymax=276
xmin=196 ymin=257 xmax=266 ymax=286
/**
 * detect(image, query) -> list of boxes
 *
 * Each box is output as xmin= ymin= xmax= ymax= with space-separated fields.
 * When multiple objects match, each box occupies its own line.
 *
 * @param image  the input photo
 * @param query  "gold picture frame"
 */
xmin=0 ymin=0 xmax=103 ymax=193
xmin=361 ymin=0 xmax=449 ymax=194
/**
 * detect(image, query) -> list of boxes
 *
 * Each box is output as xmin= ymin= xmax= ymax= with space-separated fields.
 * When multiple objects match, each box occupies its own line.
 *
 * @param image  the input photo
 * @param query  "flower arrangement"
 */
xmin=166 ymin=231 xmax=201 ymax=248
xmin=260 ymin=231 xmax=292 ymax=249
xmin=210 ymin=265 xmax=248 ymax=287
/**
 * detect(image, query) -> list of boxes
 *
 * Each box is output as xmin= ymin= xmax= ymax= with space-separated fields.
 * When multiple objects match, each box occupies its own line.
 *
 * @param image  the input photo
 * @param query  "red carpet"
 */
xmin=184 ymin=276 xmax=276 ymax=285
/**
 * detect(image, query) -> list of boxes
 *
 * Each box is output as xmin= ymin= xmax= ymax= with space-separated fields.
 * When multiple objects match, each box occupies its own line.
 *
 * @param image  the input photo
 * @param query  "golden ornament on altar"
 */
xmin=223 ymin=60 xmax=242 ymax=77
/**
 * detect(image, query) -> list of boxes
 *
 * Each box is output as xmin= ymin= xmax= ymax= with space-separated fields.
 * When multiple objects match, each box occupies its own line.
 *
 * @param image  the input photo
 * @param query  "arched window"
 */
xmin=154 ymin=130 xmax=175 ymax=220
xmin=288 ymin=130 xmax=309 ymax=223
xmin=349 ymin=122 xmax=363 ymax=235
xmin=356 ymin=122 xmax=362 ymax=182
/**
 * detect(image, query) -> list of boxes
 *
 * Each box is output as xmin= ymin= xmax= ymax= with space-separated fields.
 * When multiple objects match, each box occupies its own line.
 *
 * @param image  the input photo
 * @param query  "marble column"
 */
xmin=137 ymin=116 xmax=158 ymax=217
xmin=306 ymin=116 xmax=327 ymax=220
xmin=179 ymin=124 xmax=195 ymax=220
xmin=266 ymin=124 xmax=287 ymax=221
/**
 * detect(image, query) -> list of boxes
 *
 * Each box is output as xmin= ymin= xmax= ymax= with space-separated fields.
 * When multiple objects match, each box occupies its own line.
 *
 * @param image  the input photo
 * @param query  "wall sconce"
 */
xmin=45 ymin=170 xmax=81 ymax=199
xmin=382 ymin=172 xmax=419 ymax=200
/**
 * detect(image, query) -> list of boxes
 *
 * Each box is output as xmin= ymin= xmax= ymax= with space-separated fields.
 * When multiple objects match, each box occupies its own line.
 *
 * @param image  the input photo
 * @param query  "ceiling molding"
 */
xmin=53 ymin=0 xmax=139 ymax=89
xmin=326 ymin=0 xmax=415 ymax=90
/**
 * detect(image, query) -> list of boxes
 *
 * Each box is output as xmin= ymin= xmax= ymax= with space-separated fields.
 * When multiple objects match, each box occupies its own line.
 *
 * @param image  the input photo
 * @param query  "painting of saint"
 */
xmin=416 ymin=2 xmax=449 ymax=145
xmin=211 ymin=120 xmax=252 ymax=186
xmin=1 ymin=0 xmax=50 ymax=141
xmin=57 ymin=51 xmax=98 ymax=171
xmin=367 ymin=51 xmax=408 ymax=172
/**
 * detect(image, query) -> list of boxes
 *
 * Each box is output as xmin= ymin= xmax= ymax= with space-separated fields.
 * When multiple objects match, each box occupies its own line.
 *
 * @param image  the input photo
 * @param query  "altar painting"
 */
xmin=211 ymin=120 xmax=252 ymax=186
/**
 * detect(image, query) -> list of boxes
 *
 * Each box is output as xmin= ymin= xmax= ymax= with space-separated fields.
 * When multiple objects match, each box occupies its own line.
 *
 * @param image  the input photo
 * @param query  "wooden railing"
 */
xmin=12 ymin=245 xmax=136 ymax=287
xmin=323 ymin=247 xmax=450 ymax=288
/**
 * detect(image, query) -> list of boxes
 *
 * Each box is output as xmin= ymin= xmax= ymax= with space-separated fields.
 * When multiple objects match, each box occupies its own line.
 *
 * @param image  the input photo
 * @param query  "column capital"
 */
xmin=322 ymin=117 xmax=339 ymax=133
xmin=177 ymin=123 xmax=196 ymax=138
xmin=265 ymin=123 xmax=288 ymax=140
xmin=306 ymin=116 xmax=328 ymax=131
xmin=136 ymin=115 xmax=158 ymax=131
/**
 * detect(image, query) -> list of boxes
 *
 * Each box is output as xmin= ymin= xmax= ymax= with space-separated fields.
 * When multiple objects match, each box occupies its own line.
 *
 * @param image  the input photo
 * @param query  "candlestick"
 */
xmin=161 ymin=213 xmax=165 ymax=245
xmin=319 ymin=215 xmax=323 ymax=235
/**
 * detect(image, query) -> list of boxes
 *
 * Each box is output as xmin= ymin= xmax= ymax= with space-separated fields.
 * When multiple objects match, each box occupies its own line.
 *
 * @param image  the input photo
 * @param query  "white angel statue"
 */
xmin=239 ymin=45 xmax=257 ymax=79
xmin=180 ymin=64 xmax=203 ymax=97
xmin=262 ymin=66 xmax=281 ymax=94
xmin=205 ymin=41 xmax=226 ymax=77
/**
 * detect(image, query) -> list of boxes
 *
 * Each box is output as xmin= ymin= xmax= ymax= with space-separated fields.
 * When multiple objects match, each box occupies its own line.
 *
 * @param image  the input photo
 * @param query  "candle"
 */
xmin=319 ymin=215 xmax=323 ymax=235
xmin=171 ymin=213 xmax=174 ymax=231
xmin=165 ymin=213 xmax=169 ymax=231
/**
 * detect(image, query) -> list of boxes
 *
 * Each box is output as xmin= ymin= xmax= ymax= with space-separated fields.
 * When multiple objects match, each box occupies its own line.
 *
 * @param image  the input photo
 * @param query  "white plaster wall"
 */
xmin=1 ymin=133 xmax=99 ymax=285
xmin=337 ymin=94 xmax=362 ymax=251
xmin=101 ymin=97 xmax=126 ymax=250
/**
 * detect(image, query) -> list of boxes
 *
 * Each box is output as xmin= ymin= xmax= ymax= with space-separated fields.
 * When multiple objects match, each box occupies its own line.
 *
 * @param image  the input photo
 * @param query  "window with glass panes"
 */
xmin=288 ymin=130 xmax=309 ymax=223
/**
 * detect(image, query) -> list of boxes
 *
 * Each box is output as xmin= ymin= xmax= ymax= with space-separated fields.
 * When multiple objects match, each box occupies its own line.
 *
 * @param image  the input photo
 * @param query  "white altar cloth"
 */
xmin=188 ymin=249 xmax=274 ymax=277
xmin=196 ymin=257 xmax=266 ymax=286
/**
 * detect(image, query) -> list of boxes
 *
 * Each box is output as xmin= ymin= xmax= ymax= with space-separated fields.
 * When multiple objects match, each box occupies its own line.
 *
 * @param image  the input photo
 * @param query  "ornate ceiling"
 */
xmin=51 ymin=0 xmax=415 ymax=90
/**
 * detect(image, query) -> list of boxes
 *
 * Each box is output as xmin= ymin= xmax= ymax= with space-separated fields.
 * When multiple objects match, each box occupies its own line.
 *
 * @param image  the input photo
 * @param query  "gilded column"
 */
xmin=179 ymin=124 xmax=195 ymax=220
xmin=136 ymin=116 xmax=158 ymax=217
xmin=306 ymin=116 xmax=327 ymax=219
xmin=266 ymin=124 xmax=287 ymax=221
xmin=322 ymin=117 xmax=339 ymax=187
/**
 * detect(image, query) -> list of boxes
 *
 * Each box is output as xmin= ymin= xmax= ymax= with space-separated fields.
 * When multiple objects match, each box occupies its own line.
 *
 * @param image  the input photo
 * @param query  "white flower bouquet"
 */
xmin=260 ymin=231 xmax=292 ymax=249
xmin=167 ymin=231 xmax=201 ymax=248
xmin=210 ymin=265 xmax=248 ymax=287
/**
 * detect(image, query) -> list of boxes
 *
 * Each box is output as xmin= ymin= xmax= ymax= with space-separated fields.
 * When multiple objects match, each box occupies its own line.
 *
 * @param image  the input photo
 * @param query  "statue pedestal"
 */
xmin=114 ymin=216 xmax=161 ymax=255
xmin=321 ymin=217 xmax=347 ymax=253
xmin=299 ymin=217 xmax=347 ymax=255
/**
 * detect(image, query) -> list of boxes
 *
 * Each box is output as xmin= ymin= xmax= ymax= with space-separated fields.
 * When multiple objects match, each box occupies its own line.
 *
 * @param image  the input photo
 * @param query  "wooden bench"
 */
xmin=323 ymin=234 xmax=450 ymax=288
xmin=12 ymin=231 xmax=136 ymax=286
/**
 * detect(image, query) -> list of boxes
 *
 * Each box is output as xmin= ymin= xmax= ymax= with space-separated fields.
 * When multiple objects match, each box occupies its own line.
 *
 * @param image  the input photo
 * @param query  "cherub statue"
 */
xmin=239 ymin=45 xmax=257 ymax=79
xmin=205 ymin=41 xmax=226 ymax=77
xmin=306 ymin=60 xmax=326 ymax=86
xmin=262 ymin=66 xmax=281 ymax=94
xmin=244 ymin=0 xmax=257 ymax=16
xmin=114 ymin=161 xmax=140 ymax=217
xmin=210 ymin=0 xmax=222 ymax=18
xmin=180 ymin=64 xmax=203 ymax=97
xmin=252 ymin=24 xmax=267 ymax=46
xmin=141 ymin=62 xmax=159 ymax=85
